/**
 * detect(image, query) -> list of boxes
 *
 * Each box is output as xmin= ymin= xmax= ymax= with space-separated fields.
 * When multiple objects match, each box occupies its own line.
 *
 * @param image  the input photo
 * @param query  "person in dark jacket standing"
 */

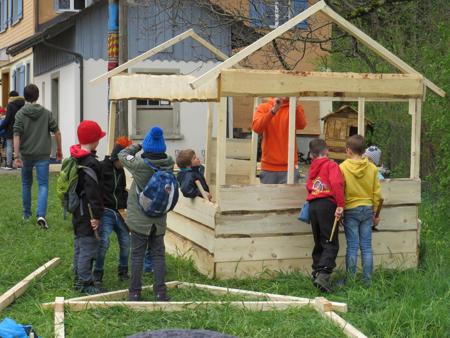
xmin=93 ymin=136 xmax=132 ymax=286
xmin=0 ymin=91 xmax=24 ymax=170
xmin=13 ymin=84 xmax=62 ymax=228
xmin=71 ymin=120 xmax=105 ymax=294
xmin=118 ymin=126 xmax=174 ymax=302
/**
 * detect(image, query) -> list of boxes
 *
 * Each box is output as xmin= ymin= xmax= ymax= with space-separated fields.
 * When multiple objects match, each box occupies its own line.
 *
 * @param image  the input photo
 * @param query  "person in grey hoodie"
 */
xmin=13 ymin=84 xmax=62 ymax=229
xmin=118 ymin=126 xmax=174 ymax=302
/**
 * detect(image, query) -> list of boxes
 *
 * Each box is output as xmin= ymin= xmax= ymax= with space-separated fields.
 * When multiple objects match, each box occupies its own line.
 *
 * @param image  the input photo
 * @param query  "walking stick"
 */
xmin=328 ymin=217 xmax=339 ymax=242
xmin=195 ymin=180 xmax=212 ymax=201
xmin=87 ymin=203 xmax=101 ymax=240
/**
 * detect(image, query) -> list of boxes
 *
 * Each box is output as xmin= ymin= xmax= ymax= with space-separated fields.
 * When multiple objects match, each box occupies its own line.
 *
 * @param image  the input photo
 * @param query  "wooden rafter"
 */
xmin=91 ymin=29 xmax=233 ymax=84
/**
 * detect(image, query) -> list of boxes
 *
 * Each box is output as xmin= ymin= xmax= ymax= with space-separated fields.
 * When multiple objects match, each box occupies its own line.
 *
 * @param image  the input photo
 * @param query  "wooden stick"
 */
xmin=47 ymin=300 xmax=311 ymax=312
xmin=318 ymin=310 xmax=368 ymax=338
xmin=195 ymin=180 xmax=210 ymax=201
xmin=87 ymin=203 xmax=101 ymax=241
xmin=54 ymin=297 xmax=65 ymax=338
xmin=204 ymin=102 xmax=214 ymax=183
xmin=249 ymin=98 xmax=261 ymax=184
xmin=215 ymin=98 xmax=227 ymax=200
xmin=357 ymin=98 xmax=365 ymax=136
xmin=372 ymin=198 xmax=384 ymax=231
xmin=107 ymin=101 xmax=117 ymax=154
xmin=329 ymin=217 xmax=339 ymax=242
xmin=0 ymin=257 xmax=60 ymax=312
xmin=314 ymin=297 xmax=332 ymax=312
xmin=176 ymin=282 xmax=347 ymax=313
xmin=410 ymin=98 xmax=422 ymax=179
xmin=287 ymin=97 xmax=296 ymax=184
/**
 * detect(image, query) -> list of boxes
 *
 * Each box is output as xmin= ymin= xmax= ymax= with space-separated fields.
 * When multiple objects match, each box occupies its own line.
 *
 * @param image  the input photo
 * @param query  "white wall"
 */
xmin=35 ymin=62 xmax=80 ymax=158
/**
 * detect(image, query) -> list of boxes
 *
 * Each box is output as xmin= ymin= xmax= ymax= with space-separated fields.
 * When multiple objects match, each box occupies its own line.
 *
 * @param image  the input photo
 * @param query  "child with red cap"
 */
xmin=71 ymin=120 xmax=106 ymax=294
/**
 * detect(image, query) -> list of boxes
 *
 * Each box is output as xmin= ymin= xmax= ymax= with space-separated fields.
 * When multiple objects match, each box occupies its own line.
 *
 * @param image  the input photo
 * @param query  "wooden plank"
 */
xmin=357 ymin=98 xmax=365 ymax=136
xmin=172 ymin=194 xmax=217 ymax=229
xmin=250 ymin=98 xmax=261 ymax=184
xmin=376 ymin=205 xmax=418 ymax=231
xmin=321 ymin=5 xmax=444 ymax=98
xmin=107 ymin=101 xmax=117 ymax=154
xmin=54 ymin=297 xmax=65 ymax=338
xmin=109 ymin=74 xmax=219 ymax=101
xmin=0 ymin=257 xmax=60 ymax=312
xmin=314 ymin=297 xmax=332 ymax=312
xmin=167 ymin=212 xmax=215 ymax=253
xmin=318 ymin=311 xmax=368 ymax=338
xmin=298 ymin=97 xmax=410 ymax=102
xmin=52 ymin=300 xmax=311 ymax=312
xmin=209 ymin=138 xmax=252 ymax=161
xmin=91 ymin=29 xmax=195 ymax=84
xmin=177 ymin=282 xmax=347 ymax=313
xmin=213 ymin=231 xmax=417 ymax=262
xmin=165 ymin=230 xmax=215 ymax=278
xmin=220 ymin=70 xmax=424 ymax=98
xmin=209 ymin=158 xmax=251 ymax=177
xmin=215 ymin=98 xmax=227 ymax=199
xmin=204 ymin=103 xmax=214 ymax=183
xmin=287 ymin=97 xmax=296 ymax=184
xmin=214 ymin=253 xmax=417 ymax=280
xmin=189 ymin=1 xmax=327 ymax=89
xmin=410 ymin=99 xmax=422 ymax=179
xmin=218 ymin=179 xmax=420 ymax=212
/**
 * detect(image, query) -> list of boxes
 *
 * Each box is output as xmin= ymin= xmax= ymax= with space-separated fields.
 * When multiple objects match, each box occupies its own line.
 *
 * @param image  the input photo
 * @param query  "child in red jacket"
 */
xmin=306 ymin=139 xmax=345 ymax=292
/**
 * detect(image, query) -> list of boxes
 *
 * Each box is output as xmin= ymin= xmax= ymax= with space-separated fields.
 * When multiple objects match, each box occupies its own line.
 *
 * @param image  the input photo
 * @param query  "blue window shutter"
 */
xmin=292 ymin=0 xmax=308 ymax=29
xmin=7 ymin=0 xmax=12 ymax=26
xmin=12 ymin=69 xmax=17 ymax=92
xmin=0 ymin=0 xmax=7 ymax=31
xmin=18 ymin=65 xmax=25 ymax=96
xmin=17 ymin=0 xmax=22 ymax=21
xmin=249 ymin=0 xmax=265 ymax=27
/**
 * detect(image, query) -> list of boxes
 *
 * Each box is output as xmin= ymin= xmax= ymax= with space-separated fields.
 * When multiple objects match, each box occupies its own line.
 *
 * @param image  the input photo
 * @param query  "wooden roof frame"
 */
xmin=188 ymin=0 xmax=445 ymax=98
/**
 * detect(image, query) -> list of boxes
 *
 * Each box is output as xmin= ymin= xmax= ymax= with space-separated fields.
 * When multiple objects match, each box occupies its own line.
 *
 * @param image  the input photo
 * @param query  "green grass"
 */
xmin=0 ymin=174 xmax=448 ymax=337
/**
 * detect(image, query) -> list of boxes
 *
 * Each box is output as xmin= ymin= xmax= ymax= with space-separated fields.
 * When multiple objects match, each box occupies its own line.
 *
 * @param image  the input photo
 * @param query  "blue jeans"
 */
xmin=6 ymin=139 xmax=13 ymax=167
xmin=95 ymin=209 xmax=130 ymax=272
xmin=21 ymin=159 xmax=49 ymax=218
xmin=344 ymin=206 xmax=374 ymax=280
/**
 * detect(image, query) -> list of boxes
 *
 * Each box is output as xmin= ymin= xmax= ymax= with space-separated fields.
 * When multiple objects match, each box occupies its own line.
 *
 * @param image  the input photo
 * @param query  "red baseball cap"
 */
xmin=77 ymin=120 xmax=106 ymax=144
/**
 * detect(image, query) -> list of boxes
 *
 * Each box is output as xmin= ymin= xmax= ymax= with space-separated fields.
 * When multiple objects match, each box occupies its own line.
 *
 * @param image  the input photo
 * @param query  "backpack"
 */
xmin=57 ymin=157 xmax=98 ymax=218
xmin=136 ymin=159 xmax=179 ymax=217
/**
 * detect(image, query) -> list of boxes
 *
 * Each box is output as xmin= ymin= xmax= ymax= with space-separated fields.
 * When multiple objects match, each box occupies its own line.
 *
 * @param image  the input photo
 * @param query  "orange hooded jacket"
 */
xmin=252 ymin=98 xmax=307 ymax=172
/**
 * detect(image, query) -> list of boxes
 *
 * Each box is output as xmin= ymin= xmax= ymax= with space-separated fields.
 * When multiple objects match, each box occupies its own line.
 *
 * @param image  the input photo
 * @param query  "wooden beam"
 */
xmin=320 ymin=5 xmax=445 ymax=98
xmin=357 ymin=97 xmax=365 ymax=136
xmin=220 ymin=70 xmax=424 ymax=98
xmin=172 ymin=194 xmax=217 ymax=229
xmin=91 ymin=29 xmax=195 ymax=84
xmin=176 ymin=282 xmax=347 ymax=313
xmin=298 ymin=97 xmax=409 ymax=102
xmin=317 ymin=310 xmax=368 ymax=338
xmin=54 ymin=297 xmax=65 ymax=338
xmin=287 ymin=97 xmax=296 ymax=184
xmin=215 ymin=97 xmax=227 ymax=199
xmin=189 ymin=1 xmax=326 ymax=89
xmin=204 ymin=102 xmax=214 ymax=183
xmin=48 ymin=300 xmax=311 ymax=312
xmin=249 ymin=98 xmax=261 ymax=184
xmin=410 ymin=99 xmax=422 ymax=179
xmin=107 ymin=101 xmax=117 ymax=154
xmin=190 ymin=32 xmax=230 ymax=62
xmin=313 ymin=297 xmax=332 ymax=312
xmin=0 ymin=257 xmax=60 ymax=312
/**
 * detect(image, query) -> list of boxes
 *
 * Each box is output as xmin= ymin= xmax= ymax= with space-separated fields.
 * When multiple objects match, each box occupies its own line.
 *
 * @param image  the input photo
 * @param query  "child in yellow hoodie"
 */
xmin=340 ymin=135 xmax=382 ymax=282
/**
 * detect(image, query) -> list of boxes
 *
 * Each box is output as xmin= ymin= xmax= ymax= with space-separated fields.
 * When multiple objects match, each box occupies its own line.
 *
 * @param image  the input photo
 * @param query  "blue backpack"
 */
xmin=136 ymin=160 xmax=179 ymax=217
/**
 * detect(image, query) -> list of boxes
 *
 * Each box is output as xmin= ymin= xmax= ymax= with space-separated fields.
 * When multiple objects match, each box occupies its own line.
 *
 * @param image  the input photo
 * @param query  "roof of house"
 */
xmin=321 ymin=105 xmax=373 ymax=124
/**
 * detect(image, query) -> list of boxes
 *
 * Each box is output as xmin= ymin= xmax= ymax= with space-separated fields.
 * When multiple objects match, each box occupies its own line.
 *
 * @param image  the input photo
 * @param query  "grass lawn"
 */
xmin=0 ymin=174 xmax=448 ymax=337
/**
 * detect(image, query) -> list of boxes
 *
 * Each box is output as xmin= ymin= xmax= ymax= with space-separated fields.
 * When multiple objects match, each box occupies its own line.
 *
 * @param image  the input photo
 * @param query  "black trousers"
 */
xmin=309 ymin=198 xmax=339 ymax=274
xmin=129 ymin=226 xmax=166 ymax=294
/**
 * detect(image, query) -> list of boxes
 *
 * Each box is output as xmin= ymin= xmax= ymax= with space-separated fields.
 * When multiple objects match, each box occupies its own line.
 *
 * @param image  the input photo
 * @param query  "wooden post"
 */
xmin=216 ymin=97 xmax=227 ymax=200
xmin=410 ymin=98 xmax=421 ymax=179
xmin=108 ymin=101 xmax=117 ymax=154
xmin=54 ymin=297 xmax=65 ymax=338
xmin=357 ymin=97 xmax=365 ymax=136
xmin=204 ymin=103 xmax=214 ymax=183
xmin=287 ymin=97 xmax=297 ymax=184
xmin=249 ymin=97 xmax=261 ymax=184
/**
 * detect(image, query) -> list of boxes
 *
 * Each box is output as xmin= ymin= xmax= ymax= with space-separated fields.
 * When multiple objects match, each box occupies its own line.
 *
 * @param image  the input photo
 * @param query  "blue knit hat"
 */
xmin=142 ymin=126 xmax=166 ymax=153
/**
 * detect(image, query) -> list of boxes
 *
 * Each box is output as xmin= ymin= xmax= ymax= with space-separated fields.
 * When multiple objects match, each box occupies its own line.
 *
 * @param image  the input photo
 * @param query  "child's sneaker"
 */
xmin=128 ymin=291 xmax=141 ymax=301
xmin=37 ymin=217 xmax=48 ymax=229
xmin=93 ymin=270 xmax=103 ymax=287
xmin=155 ymin=291 xmax=170 ymax=302
xmin=118 ymin=267 xmax=129 ymax=281
xmin=81 ymin=284 xmax=106 ymax=295
xmin=313 ymin=272 xmax=333 ymax=293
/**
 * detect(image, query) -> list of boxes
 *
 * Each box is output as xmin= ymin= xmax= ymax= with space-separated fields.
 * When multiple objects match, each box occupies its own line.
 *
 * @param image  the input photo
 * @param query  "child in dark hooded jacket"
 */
xmin=176 ymin=149 xmax=210 ymax=200
xmin=305 ymin=138 xmax=345 ymax=293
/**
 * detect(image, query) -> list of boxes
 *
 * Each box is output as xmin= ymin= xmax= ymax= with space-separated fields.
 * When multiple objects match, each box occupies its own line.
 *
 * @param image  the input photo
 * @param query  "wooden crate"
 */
xmin=166 ymin=179 xmax=420 ymax=279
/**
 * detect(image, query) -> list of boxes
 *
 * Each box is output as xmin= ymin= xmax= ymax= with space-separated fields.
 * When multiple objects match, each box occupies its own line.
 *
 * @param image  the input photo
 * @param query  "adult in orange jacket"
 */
xmin=252 ymin=97 xmax=307 ymax=184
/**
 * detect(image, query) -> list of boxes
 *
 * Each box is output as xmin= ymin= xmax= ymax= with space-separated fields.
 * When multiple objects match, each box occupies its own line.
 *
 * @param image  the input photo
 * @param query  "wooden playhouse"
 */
xmin=93 ymin=1 xmax=445 ymax=279
xmin=322 ymin=105 xmax=373 ymax=160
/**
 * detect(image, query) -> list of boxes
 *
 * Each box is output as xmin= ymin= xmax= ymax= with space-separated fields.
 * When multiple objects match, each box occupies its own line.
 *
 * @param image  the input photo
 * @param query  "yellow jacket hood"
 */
xmin=340 ymin=157 xmax=370 ymax=179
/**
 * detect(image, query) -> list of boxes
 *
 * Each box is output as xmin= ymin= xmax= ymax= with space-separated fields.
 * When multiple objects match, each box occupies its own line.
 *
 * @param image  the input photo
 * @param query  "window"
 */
xmin=12 ymin=64 xmax=25 ymax=96
xmin=250 ymin=0 xmax=309 ymax=29
xmin=10 ymin=0 xmax=23 ymax=25
xmin=131 ymin=69 xmax=181 ymax=139
xmin=55 ymin=0 xmax=86 ymax=12
xmin=0 ymin=0 xmax=7 ymax=32
xmin=51 ymin=76 xmax=60 ymax=125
